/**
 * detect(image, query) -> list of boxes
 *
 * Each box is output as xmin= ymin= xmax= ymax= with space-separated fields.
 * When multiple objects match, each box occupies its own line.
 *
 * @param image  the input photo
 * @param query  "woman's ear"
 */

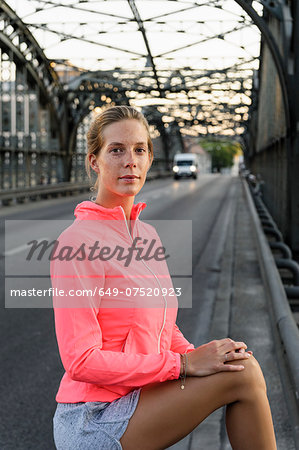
xmin=147 ymin=154 xmax=153 ymax=172
xmin=90 ymin=155 xmax=100 ymax=174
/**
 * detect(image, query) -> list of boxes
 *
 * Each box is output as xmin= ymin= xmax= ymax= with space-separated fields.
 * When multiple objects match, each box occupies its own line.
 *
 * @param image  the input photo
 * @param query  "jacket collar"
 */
xmin=74 ymin=200 xmax=147 ymax=221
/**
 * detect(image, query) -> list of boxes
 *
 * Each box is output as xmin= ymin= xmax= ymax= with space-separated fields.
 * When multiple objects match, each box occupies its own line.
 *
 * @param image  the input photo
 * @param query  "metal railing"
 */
xmin=0 ymin=182 xmax=91 ymax=206
xmin=0 ymin=169 xmax=172 ymax=207
xmin=248 ymin=179 xmax=299 ymax=305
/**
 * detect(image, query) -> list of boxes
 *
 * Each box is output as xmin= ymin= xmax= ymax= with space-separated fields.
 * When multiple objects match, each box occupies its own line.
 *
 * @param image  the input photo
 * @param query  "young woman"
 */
xmin=51 ymin=106 xmax=276 ymax=450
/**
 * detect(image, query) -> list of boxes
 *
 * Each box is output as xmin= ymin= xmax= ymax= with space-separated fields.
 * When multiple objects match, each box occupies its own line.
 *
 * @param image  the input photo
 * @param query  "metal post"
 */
xmin=289 ymin=0 xmax=299 ymax=255
xmin=0 ymin=49 xmax=2 ymax=136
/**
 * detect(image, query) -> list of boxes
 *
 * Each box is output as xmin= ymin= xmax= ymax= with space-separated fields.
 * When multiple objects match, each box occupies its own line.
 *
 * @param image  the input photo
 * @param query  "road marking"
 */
xmin=3 ymin=237 xmax=51 ymax=256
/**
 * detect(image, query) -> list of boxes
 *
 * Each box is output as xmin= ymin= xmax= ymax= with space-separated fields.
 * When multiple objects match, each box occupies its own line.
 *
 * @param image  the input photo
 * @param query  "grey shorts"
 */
xmin=53 ymin=388 xmax=142 ymax=450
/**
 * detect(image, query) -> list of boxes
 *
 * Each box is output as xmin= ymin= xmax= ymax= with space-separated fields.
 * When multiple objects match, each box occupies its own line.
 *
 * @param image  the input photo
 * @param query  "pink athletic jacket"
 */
xmin=51 ymin=200 xmax=195 ymax=403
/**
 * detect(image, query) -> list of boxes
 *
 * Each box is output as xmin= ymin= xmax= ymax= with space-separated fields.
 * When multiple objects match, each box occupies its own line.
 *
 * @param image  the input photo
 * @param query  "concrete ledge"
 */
xmin=242 ymin=177 xmax=299 ymax=446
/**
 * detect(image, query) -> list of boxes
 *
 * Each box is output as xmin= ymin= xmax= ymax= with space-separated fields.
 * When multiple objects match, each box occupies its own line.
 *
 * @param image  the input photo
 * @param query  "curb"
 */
xmin=242 ymin=177 xmax=299 ymax=447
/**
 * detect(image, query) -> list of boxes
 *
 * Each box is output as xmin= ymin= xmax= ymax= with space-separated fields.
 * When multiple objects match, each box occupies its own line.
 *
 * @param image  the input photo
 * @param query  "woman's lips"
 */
xmin=119 ymin=176 xmax=140 ymax=183
xmin=119 ymin=175 xmax=140 ymax=182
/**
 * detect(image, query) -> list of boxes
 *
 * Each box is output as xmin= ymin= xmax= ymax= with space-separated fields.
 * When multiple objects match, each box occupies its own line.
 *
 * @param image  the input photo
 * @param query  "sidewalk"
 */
xmin=168 ymin=177 xmax=295 ymax=450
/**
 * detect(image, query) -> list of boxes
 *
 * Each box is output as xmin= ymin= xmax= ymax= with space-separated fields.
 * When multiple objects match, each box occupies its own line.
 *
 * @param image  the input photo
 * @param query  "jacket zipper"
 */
xmin=120 ymin=206 xmax=167 ymax=353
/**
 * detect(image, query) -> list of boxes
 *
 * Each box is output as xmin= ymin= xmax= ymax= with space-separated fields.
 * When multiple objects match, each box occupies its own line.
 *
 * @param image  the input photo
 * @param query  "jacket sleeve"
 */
xmin=51 ymin=234 xmax=181 ymax=388
xmin=170 ymin=323 xmax=195 ymax=354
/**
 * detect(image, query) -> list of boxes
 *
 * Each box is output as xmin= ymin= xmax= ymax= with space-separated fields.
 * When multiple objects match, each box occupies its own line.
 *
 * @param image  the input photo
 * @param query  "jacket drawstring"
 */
xmin=120 ymin=206 xmax=167 ymax=354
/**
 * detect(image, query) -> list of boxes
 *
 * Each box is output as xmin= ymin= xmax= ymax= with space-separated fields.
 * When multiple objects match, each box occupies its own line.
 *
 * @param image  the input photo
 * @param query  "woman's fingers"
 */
xmin=219 ymin=338 xmax=247 ymax=353
xmin=219 ymin=350 xmax=252 ymax=372
xmin=220 ymin=364 xmax=246 ymax=371
xmin=224 ymin=351 xmax=251 ymax=363
xmin=227 ymin=348 xmax=253 ymax=355
xmin=188 ymin=339 xmax=253 ymax=377
xmin=226 ymin=348 xmax=253 ymax=356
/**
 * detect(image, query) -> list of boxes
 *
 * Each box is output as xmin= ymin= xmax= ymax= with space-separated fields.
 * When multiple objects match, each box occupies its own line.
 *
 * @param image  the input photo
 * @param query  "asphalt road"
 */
xmin=0 ymin=173 xmax=241 ymax=450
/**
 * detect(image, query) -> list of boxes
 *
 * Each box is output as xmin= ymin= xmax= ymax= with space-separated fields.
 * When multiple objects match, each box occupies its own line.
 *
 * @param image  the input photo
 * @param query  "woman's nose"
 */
xmin=124 ymin=150 xmax=137 ymax=168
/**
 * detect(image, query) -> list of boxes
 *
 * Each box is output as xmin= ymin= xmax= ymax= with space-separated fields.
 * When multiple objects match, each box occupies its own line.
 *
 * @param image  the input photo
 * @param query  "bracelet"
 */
xmin=179 ymin=352 xmax=187 ymax=390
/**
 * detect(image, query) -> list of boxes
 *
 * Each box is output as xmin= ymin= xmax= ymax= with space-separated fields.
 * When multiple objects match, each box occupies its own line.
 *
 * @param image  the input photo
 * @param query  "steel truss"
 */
xmin=0 ymin=0 xmax=297 ymax=185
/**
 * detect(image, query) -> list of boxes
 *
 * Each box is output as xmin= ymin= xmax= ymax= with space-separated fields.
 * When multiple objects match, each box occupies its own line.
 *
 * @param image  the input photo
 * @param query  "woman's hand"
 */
xmin=186 ymin=338 xmax=253 ymax=377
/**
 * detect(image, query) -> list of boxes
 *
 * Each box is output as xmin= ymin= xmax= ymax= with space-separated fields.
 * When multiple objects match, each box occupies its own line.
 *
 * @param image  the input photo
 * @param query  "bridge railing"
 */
xmin=0 ymin=167 xmax=172 ymax=207
xmin=242 ymin=177 xmax=299 ymax=445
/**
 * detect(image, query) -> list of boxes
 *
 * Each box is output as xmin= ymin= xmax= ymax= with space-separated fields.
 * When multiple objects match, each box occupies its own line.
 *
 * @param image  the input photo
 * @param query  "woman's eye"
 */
xmin=109 ymin=147 xmax=146 ymax=154
xmin=111 ymin=148 xmax=123 ymax=153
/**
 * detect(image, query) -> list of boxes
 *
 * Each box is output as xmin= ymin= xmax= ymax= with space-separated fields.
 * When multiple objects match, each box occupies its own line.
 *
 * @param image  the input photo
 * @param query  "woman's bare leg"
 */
xmin=120 ymin=356 xmax=276 ymax=450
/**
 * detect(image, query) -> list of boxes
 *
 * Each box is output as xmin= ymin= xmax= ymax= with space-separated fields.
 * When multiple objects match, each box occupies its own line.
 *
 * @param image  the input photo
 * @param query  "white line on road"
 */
xmin=3 ymin=237 xmax=51 ymax=256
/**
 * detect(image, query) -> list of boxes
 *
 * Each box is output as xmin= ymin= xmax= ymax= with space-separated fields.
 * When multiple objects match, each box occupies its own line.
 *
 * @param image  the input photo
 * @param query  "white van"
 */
xmin=172 ymin=153 xmax=199 ymax=180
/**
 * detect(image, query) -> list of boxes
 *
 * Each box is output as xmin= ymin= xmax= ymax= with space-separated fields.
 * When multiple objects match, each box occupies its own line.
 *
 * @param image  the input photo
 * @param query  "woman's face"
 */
xmin=90 ymin=119 xmax=152 ymax=201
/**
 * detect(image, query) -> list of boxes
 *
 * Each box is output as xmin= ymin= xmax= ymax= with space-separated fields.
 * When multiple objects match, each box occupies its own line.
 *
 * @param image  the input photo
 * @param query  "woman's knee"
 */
xmin=235 ymin=356 xmax=267 ymax=396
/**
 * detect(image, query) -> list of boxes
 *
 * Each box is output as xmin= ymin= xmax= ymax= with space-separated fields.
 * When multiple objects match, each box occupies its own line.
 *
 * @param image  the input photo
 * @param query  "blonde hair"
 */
xmin=85 ymin=105 xmax=154 ymax=192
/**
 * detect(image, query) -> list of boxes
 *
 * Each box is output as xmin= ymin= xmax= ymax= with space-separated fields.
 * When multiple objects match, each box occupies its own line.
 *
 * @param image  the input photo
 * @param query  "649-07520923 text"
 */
xmin=9 ymin=286 xmax=182 ymax=298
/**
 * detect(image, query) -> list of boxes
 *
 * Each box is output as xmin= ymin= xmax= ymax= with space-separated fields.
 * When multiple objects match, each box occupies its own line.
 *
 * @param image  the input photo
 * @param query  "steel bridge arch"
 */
xmin=64 ymin=0 xmax=293 ymax=141
xmin=0 ymin=0 xmax=295 ymax=157
xmin=234 ymin=0 xmax=291 ymax=133
xmin=124 ymin=0 xmax=292 ymax=134
xmin=0 ymin=1 xmax=63 ymax=121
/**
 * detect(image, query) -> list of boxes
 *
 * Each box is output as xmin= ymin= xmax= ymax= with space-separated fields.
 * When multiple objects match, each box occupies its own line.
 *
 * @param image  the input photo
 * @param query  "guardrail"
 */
xmin=0 ymin=182 xmax=91 ymax=206
xmin=248 ymin=182 xmax=299 ymax=306
xmin=242 ymin=177 xmax=299 ymax=446
xmin=0 ymin=170 xmax=172 ymax=207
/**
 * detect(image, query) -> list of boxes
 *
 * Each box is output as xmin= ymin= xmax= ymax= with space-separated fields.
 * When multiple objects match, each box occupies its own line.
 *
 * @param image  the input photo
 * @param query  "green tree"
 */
xmin=200 ymin=139 xmax=241 ymax=173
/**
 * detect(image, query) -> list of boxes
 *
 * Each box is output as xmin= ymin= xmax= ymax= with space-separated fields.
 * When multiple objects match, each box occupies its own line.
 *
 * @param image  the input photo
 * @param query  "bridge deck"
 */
xmin=0 ymin=175 xmax=297 ymax=449
xmin=169 ymin=177 xmax=296 ymax=449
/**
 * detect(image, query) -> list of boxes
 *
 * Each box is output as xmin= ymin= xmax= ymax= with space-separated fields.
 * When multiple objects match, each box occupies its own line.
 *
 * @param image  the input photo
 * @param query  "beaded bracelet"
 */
xmin=179 ymin=352 xmax=187 ymax=390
